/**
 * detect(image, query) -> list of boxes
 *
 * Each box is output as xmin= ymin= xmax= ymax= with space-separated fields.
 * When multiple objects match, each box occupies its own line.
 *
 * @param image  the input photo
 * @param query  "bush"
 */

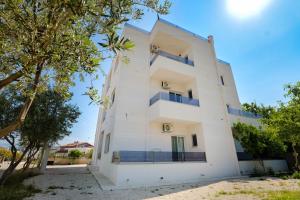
xmin=86 ymin=149 xmax=93 ymax=159
xmin=0 ymin=147 xmax=12 ymax=161
xmin=291 ymin=171 xmax=300 ymax=179
xmin=68 ymin=150 xmax=83 ymax=159
xmin=0 ymin=171 xmax=41 ymax=200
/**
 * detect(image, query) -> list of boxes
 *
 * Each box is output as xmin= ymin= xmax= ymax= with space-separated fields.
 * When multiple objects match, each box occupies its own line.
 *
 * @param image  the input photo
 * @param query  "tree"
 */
xmin=68 ymin=149 xmax=83 ymax=159
xmin=0 ymin=147 xmax=12 ymax=162
xmin=242 ymin=102 xmax=275 ymax=119
xmin=0 ymin=0 xmax=171 ymax=137
xmin=233 ymin=122 xmax=286 ymax=171
xmin=0 ymin=88 xmax=80 ymax=185
xmin=265 ymin=82 xmax=300 ymax=171
xmin=87 ymin=149 xmax=93 ymax=159
xmin=21 ymin=89 xmax=81 ymax=171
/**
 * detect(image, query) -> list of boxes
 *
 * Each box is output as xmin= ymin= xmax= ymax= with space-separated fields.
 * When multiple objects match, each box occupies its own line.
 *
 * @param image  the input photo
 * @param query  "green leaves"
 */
xmin=0 ymin=0 xmax=170 ymax=137
xmin=0 ymin=0 xmax=170 ymax=101
xmin=99 ymin=33 xmax=135 ymax=54
xmin=233 ymin=122 xmax=286 ymax=160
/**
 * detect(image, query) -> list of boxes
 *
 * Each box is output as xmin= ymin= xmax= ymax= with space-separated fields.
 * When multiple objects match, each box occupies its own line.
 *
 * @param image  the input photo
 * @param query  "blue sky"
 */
xmin=60 ymin=0 xmax=300 ymax=145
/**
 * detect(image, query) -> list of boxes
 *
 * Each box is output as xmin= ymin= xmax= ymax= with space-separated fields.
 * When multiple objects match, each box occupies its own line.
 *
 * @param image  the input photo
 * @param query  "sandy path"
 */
xmin=24 ymin=165 xmax=300 ymax=200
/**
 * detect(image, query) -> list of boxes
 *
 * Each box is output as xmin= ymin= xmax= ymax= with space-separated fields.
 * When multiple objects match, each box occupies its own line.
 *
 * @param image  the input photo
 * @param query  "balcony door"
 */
xmin=171 ymin=136 xmax=185 ymax=161
xmin=169 ymin=92 xmax=182 ymax=103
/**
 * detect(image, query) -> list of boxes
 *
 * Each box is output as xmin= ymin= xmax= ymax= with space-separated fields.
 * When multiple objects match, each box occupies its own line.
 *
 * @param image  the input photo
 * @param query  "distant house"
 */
xmin=54 ymin=141 xmax=93 ymax=157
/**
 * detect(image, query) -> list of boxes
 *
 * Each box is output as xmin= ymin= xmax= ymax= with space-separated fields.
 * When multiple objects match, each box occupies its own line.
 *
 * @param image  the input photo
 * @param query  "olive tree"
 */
xmin=0 ymin=0 xmax=171 ymax=137
xmin=0 ymin=88 xmax=80 ymax=185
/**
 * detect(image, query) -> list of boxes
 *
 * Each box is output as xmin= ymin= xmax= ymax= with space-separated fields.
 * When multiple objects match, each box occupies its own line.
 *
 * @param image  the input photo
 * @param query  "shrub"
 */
xmin=68 ymin=150 xmax=83 ymax=159
xmin=0 ymin=147 xmax=12 ymax=161
xmin=291 ymin=171 xmax=300 ymax=179
xmin=0 ymin=171 xmax=41 ymax=200
xmin=86 ymin=149 xmax=93 ymax=159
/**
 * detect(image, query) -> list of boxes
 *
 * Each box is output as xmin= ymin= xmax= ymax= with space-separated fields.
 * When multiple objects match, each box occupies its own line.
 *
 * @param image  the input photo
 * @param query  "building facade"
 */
xmin=92 ymin=19 xmax=265 ymax=188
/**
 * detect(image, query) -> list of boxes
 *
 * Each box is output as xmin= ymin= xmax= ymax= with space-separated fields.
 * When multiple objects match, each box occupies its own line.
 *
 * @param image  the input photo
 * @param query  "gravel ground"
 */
xmin=24 ymin=165 xmax=300 ymax=200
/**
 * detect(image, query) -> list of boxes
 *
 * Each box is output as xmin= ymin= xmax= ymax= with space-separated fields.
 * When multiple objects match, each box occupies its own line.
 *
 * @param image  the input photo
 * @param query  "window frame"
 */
xmin=192 ymin=134 xmax=198 ymax=147
xmin=104 ymin=133 xmax=111 ymax=153
xmin=220 ymin=75 xmax=225 ymax=86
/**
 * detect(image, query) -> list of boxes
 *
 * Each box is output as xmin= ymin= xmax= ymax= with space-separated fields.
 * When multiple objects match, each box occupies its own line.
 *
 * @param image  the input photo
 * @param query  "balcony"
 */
xmin=227 ymin=107 xmax=262 ymax=119
xmin=150 ymin=92 xmax=199 ymax=107
xmin=112 ymin=151 xmax=206 ymax=163
xmin=149 ymin=51 xmax=195 ymax=83
xmin=150 ymin=50 xmax=194 ymax=66
xmin=149 ymin=92 xmax=201 ymax=124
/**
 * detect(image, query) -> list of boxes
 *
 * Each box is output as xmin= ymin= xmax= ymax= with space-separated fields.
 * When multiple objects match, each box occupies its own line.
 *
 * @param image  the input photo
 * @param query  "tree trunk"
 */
xmin=22 ymin=146 xmax=40 ymax=172
xmin=37 ymin=147 xmax=45 ymax=168
xmin=39 ymin=143 xmax=50 ymax=173
xmin=258 ymin=159 xmax=265 ymax=173
xmin=0 ymin=145 xmax=31 ymax=185
xmin=0 ymin=62 xmax=44 ymax=138
xmin=292 ymin=144 xmax=299 ymax=171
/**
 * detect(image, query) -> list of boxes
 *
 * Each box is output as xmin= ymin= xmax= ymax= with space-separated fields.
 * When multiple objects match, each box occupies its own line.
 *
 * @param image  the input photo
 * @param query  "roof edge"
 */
xmin=156 ymin=18 xmax=208 ymax=42
xmin=217 ymin=59 xmax=230 ymax=65
xmin=124 ymin=23 xmax=150 ymax=35
xmin=125 ymin=18 xmax=208 ymax=42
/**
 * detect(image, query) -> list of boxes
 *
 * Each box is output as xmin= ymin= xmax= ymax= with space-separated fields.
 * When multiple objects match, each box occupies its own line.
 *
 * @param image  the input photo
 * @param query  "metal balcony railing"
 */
xmin=149 ymin=92 xmax=200 ymax=107
xmin=150 ymin=50 xmax=194 ymax=66
xmin=112 ymin=151 xmax=206 ymax=163
xmin=227 ymin=107 xmax=262 ymax=119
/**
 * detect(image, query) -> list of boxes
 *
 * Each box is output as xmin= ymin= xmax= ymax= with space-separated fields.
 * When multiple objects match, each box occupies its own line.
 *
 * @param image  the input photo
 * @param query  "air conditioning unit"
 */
xmin=162 ymin=123 xmax=173 ymax=133
xmin=161 ymin=81 xmax=170 ymax=89
xmin=150 ymin=44 xmax=159 ymax=53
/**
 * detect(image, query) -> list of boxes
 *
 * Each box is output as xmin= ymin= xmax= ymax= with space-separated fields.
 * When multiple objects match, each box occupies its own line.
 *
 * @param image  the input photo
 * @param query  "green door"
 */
xmin=171 ymin=136 xmax=185 ymax=161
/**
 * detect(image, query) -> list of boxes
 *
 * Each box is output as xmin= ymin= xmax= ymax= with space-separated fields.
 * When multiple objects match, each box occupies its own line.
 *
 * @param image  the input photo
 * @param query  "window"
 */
xmin=184 ymin=56 xmax=189 ymax=64
xmin=192 ymin=134 xmax=198 ymax=147
xmin=104 ymin=134 xmax=110 ymax=153
xmin=102 ymin=110 xmax=106 ymax=122
xmin=97 ymin=131 xmax=104 ymax=159
xmin=188 ymin=90 xmax=193 ymax=99
xmin=111 ymin=89 xmax=115 ymax=106
xmin=220 ymin=76 xmax=225 ymax=86
xmin=226 ymin=104 xmax=230 ymax=111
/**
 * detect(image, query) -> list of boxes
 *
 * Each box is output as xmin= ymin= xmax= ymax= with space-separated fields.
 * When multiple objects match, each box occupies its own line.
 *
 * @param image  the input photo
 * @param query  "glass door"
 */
xmin=171 ymin=136 xmax=185 ymax=161
xmin=169 ymin=92 xmax=182 ymax=103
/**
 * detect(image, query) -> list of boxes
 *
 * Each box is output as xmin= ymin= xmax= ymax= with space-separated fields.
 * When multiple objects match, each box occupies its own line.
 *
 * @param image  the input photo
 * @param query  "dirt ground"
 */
xmin=23 ymin=165 xmax=300 ymax=200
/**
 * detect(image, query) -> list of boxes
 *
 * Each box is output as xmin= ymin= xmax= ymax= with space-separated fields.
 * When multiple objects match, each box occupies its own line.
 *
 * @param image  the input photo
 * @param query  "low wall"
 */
xmin=112 ymin=162 xmax=239 ymax=188
xmin=49 ymin=157 xmax=91 ymax=165
xmin=239 ymin=160 xmax=288 ymax=175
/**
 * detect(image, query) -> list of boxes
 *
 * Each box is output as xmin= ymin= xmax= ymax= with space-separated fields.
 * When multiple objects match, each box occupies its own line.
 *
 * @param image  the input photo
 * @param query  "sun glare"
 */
xmin=226 ymin=0 xmax=271 ymax=19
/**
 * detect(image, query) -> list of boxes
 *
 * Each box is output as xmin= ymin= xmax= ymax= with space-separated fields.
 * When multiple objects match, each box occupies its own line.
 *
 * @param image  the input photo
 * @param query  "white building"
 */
xmin=92 ymin=19 xmax=287 ymax=188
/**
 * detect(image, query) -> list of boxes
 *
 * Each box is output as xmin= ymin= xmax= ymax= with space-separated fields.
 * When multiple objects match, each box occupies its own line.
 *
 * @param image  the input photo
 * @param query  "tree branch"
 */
xmin=0 ymin=62 xmax=44 ymax=138
xmin=0 ymin=70 xmax=23 ymax=90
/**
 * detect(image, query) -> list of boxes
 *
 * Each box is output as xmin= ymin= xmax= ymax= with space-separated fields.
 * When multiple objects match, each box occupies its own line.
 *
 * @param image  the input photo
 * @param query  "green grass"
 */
xmin=216 ymin=189 xmax=300 ymax=200
xmin=0 ymin=171 xmax=41 ymax=200
xmin=266 ymin=190 xmax=300 ymax=200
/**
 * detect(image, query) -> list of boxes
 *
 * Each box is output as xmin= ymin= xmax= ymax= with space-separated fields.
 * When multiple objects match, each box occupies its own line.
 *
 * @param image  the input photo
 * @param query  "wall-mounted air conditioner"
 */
xmin=161 ymin=81 xmax=170 ymax=89
xmin=150 ymin=44 xmax=159 ymax=53
xmin=162 ymin=123 xmax=173 ymax=133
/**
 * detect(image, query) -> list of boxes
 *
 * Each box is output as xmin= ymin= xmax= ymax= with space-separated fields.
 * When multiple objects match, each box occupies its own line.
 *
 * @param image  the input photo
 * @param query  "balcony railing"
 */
xmin=150 ymin=92 xmax=200 ymax=107
xmin=112 ymin=151 xmax=206 ymax=163
xmin=150 ymin=50 xmax=194 ymax=66
xmin=227 ymin=107 xmax=262 ymax=119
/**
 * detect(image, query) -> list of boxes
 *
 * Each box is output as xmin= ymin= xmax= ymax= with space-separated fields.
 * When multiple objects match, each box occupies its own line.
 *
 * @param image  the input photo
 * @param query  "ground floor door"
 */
xmin=171 ymin=136 xmax=185 ymax=161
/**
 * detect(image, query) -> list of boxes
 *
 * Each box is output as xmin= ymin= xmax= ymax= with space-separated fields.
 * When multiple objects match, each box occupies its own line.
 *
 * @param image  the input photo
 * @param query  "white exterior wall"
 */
xmin=92 ymin=19 xmax=279 ymax=188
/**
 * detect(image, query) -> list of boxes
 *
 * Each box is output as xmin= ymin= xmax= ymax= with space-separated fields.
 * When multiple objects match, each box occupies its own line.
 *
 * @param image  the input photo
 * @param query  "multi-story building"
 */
xmin=91 ymin=19 xmax=279 ymax=188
